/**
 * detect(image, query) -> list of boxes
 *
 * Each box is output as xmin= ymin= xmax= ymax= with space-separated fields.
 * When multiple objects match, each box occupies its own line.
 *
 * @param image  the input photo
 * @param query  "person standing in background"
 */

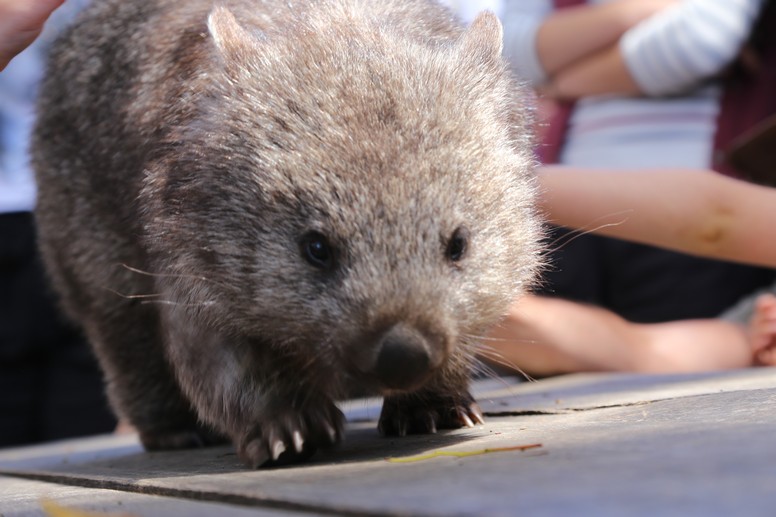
xmin=452 ymin=0 xmax=775 ymax=325
xmin=442 ymin=1 xmax=776 ymax=376
xmin=0 ymin=0 xmax=117 ymax=447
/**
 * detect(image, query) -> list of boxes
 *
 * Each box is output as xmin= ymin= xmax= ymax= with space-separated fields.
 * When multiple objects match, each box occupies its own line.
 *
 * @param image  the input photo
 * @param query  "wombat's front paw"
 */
xmin=238 ymin=402 xmax=345 ymax=468
xmin=378 ymin=390 xmax=485 ymax=436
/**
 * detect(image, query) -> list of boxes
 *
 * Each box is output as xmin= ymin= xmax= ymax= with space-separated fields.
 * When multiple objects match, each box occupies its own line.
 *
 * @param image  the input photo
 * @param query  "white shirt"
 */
xmin=445 ymin=0 xmax=765 ymax=169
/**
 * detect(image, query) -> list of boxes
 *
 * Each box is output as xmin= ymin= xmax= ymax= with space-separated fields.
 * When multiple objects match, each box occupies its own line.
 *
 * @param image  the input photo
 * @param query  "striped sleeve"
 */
xmin=500 ymin=0 xmax=554 ymax=85
xmin=620 ymin=0 xmax=766 ymax=96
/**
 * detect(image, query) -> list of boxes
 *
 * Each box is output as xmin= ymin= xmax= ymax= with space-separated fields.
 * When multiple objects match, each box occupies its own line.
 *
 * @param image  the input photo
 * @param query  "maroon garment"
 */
xmin=537 ymin=0 xmax=583 ymax=165
xmin=713 ymin=0 xmax=776 ymax=178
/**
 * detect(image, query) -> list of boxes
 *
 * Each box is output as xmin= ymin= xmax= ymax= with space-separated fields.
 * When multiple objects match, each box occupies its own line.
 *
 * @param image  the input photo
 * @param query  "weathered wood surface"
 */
xmin=2 ymin=369 xmax=776 ymax=516
xmin=0 ymin=476 xmax=309 ymax=517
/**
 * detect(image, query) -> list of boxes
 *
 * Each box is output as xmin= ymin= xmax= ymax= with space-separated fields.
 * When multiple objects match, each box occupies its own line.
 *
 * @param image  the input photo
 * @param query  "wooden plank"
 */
xmin=476 ymin=368 xmax=776 ymax=414
xmin=344 ymin=369 xmax=776 ymax=422
xmin=2 ymin=370 xmax=776 ymax=516
xmin=0 ymin=476 xmax=309 ymax=516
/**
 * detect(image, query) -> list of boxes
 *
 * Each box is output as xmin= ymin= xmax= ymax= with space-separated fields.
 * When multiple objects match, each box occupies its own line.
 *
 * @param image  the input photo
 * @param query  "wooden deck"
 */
xmin=2 ymin=368 xmax=776 ymax=516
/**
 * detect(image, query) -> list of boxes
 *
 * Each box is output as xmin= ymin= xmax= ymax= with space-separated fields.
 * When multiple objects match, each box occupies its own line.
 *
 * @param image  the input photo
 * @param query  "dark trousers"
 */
xmin=0 ymin=212 xmax=116 ymax=447
xmin=539 ymin=227 xmax=776 ymax=323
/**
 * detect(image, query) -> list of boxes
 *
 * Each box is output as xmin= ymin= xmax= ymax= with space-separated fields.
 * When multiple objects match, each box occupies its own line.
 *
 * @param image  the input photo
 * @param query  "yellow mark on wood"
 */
xmin=386 ymin=443 xmax=542 ymax=463
xmin=41 ymin=500 xmax=136 ymax=517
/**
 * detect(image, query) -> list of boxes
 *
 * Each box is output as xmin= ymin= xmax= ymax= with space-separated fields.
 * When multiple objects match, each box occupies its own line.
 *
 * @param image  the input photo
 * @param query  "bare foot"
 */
xmin=749 ymin=294 xmax=776 ymax=366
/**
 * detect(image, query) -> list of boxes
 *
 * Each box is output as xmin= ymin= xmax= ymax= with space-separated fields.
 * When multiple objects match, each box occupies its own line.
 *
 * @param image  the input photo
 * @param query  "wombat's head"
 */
xmin=143 ymin=5 xmax=541 ymax=395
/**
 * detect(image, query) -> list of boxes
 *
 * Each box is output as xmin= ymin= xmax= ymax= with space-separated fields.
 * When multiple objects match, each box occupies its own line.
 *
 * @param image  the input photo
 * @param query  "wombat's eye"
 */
xmin=445 ymin=226 xmax=469 ymax=263
xmin=300 ymin=231 xmax=334 ymax=269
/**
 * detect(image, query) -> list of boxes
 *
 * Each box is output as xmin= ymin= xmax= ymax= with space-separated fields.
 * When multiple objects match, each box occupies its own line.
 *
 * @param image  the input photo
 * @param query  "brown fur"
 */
xmin=33 ymin=0 xmax=541 ymax=467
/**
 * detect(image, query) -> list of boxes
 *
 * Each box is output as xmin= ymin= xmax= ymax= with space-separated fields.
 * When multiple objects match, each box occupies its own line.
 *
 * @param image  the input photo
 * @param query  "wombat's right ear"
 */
xmin=459 ymin=11 xmax=503 ymax=62
xmin=208 ymin=6 xmax=262 ymax=64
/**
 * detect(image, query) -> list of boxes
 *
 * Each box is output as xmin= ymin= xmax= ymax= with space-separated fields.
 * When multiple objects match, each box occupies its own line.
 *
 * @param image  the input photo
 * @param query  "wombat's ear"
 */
xmin=459 ymin=11 xmax=503 ymax=61
xmin=207 ymin=6 xmax=262 ymax=64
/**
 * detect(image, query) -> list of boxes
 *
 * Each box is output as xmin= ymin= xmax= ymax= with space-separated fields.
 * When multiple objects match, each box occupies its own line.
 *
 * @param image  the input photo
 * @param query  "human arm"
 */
xmin=538 ymin=166 xmax=776 ymax=269
xmin=483 ymin=295 xmax=753 ymax=377
xmin=546 ymin=0 xmax=766 ymax=99
xmin=545 ymin=43 xmax=641 ymax=100
xmin=500 ymin=0 xmax=676 ymax=86
xmin=0 ymin=0 xmax=64 ymax=71
xmin=533 ymin=0 xmax=678 ymax=77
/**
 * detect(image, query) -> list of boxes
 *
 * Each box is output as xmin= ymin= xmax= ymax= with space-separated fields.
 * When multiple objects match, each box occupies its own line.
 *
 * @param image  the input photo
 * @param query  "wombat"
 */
xmin=32 ymin=0 xmax=541 ymax=467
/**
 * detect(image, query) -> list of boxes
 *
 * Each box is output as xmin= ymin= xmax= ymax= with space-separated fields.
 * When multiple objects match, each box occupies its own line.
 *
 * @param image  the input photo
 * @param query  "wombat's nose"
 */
xmin=373 ymin=325 xmax=436 ymax=390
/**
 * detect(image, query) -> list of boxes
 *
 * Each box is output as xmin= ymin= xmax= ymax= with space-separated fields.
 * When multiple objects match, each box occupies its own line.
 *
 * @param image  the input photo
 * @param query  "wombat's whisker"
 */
xmin=460 ymin=347 xmax=513 ymax=383
xmin=465 ymin=329 xmax=559 ymax=347
xmin=102 ymin=287 xmax=163 ymax=300
xmin=545 ymin=211 xmax=632 ymax=253
xmin=474 ymin=344 xmax=537 ymax=383
xmin=471 ymin=359 xmax=509 ymax=383
xmin=103 ymin=290 xmax=214 ymax=309
xmin=119 ymin=263 xmax=211 ymax=283
xmin=140 ymin=300 xmax=216 ymax=307
xmin=461 ymin=332 xmax=513 ymax=344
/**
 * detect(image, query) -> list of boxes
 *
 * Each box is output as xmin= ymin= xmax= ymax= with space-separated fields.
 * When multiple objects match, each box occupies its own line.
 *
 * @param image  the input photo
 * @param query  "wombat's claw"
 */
xmin=322 ymin=420 xmax=340 ymax=443
xmin=292 ymin=430 xmax=305 ymax=453
xmin=238 ymin=404 xmax=345 ymax=468
xmin=378 ymin=392 xmax=485 ymax=436
xmin=378 ymin=404 xmax=439 ymax=436
xmin=472 ymin=405 xmax=485 ymax=424
xmin=423 ymin=413 xmax=437 ymax=434
xmin=440 ymin=399 xmax=485 ymax=429
xmin=241 ymin=425 xmax=317 ymax=468
xmin=461 ymin=403 xmax=485 ymax=427
xmin=377 ymin=412 xmax=411 ymax=437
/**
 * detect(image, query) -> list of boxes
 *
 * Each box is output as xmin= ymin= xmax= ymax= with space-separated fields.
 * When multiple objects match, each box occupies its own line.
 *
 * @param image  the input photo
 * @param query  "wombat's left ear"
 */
xmin=208 ymin=6 xmax=262 ymax=64
xmin=459 ymin=11 xmax=503 ymax=61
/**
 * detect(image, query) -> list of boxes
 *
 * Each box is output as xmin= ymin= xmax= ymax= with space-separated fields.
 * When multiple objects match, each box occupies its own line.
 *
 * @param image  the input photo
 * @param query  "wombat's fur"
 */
xmin=33 ymin=0 xmax=540 ymax=467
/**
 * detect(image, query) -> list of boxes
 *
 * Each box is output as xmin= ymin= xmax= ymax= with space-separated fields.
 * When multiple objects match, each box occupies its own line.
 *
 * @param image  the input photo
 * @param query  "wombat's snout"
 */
xmin=370 ymin=324 xmax=444 ymax=391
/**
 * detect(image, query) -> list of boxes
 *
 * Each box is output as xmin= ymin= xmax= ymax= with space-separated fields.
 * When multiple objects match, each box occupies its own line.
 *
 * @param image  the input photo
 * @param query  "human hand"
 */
xmin=610 ymin=0 xmax=681 ymax=30
xmin=0 ymin=0 xmax=65 ymax=71
xmin=749 ymin=293 xmax=776 ymax=366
